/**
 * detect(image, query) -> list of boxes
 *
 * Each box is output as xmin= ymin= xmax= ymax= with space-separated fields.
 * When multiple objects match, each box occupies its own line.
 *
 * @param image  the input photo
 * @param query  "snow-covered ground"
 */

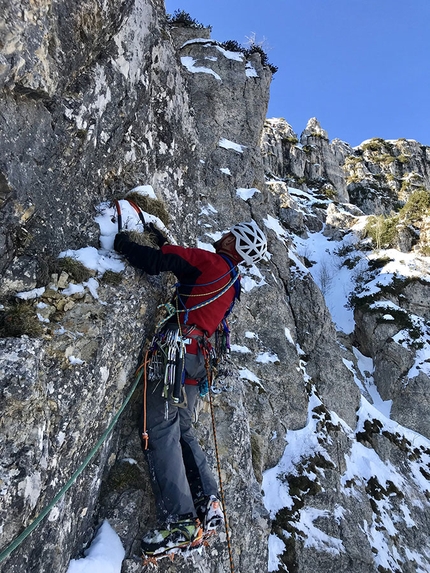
xmin=67 ymin=521 xmax=124 ymax=573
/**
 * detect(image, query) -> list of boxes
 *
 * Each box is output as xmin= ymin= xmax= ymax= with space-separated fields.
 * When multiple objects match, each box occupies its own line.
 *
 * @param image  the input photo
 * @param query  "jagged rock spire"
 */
xmin=300 ymin=117 xmax=329 ymax=144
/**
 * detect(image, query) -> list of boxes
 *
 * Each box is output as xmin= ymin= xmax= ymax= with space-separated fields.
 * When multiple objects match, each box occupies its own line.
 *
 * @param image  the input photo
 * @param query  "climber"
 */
xmin=114 ymin=220 xmax=267 ymax=557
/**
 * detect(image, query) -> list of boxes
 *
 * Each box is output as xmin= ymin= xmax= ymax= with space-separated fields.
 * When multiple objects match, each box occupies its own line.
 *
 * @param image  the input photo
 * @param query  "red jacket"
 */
xmin=119 ymin=241 xmax=240 ymax=336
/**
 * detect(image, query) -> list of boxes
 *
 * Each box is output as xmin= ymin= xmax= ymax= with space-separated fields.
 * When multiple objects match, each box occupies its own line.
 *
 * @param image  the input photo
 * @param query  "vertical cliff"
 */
xmin=1 ymin=1 xmax=305 ymax=571
xmin=1 ymin=3 xmax=430 ymax=573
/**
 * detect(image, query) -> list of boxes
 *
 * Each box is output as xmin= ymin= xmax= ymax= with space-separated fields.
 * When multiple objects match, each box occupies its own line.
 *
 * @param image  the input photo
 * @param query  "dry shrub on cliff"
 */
xmin=166 ymin=10 xmax=210 ymax=30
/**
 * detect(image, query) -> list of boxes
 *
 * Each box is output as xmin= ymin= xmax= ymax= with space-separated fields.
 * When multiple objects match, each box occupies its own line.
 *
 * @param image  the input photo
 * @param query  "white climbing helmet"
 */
xmin=230 ymin=221 xmax=267 ymax=264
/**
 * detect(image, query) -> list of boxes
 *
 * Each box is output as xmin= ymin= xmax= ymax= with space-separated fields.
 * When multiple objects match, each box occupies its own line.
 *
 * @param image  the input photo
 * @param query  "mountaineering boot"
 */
xmin=196 ymin=495 xmax=225 ymax=532
xmin=141 ymin=518 xmax=202 ymax=556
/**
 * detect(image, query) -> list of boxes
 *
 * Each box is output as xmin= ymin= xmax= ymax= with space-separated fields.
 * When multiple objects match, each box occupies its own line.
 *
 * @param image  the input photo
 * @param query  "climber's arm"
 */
xmin=114 ymin=233 xmax=200 ymax=279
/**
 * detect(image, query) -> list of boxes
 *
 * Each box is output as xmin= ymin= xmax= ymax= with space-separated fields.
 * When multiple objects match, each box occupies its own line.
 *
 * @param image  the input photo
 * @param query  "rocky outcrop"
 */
xmin=261 ymin=118 xmax=352 ymax=202
xmin=346 ymin=138 xmax=430 ymax=214
xmin=353 ymin=274 xmax=430 ymax=439
xmin=262 ymin=119 xmax=430 ymax=218
xmin=260 ymin=117 xmax=430 ymax=571
xmin=1 ymin=2 xmax=430 ymax=573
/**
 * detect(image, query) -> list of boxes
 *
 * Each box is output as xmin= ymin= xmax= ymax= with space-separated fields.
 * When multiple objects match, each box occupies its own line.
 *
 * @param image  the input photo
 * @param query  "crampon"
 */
xmin=142 ymin=525 xmax=217 ymax=566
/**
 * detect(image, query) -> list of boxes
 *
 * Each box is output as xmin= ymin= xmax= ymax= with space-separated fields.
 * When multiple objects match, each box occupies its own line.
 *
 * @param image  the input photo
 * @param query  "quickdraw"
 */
xmin=114 ymin=199 xmax=123 ymax=232
xmin=143 ymin=327 xmax=189 ymax=420
xmin=126 ymin=198 xmax=146 ymax=228
xmin=215 ymin=318 xmax=231 ymax=357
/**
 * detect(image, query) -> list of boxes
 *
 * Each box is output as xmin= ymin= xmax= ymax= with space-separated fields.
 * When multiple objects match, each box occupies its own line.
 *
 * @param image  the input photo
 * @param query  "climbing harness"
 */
xmin=142 ymin=323 xmax=212 ymax=423
xmin=147 ymin=260 xmax=240 ymax=413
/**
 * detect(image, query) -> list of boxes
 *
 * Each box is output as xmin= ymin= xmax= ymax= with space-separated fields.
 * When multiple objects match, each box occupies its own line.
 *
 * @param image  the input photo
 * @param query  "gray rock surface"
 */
xmin=1 ymin=2 xmax=430 ymax=573
xmin=261 ymin=118 xmax=351 ymax=202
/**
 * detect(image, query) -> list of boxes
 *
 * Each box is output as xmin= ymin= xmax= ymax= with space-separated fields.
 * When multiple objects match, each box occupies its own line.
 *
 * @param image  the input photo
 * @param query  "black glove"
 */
xmin=114 ymin=232 xmax=132 ymax=254
xmin=148 ymin=223 xmax=168 ymax=247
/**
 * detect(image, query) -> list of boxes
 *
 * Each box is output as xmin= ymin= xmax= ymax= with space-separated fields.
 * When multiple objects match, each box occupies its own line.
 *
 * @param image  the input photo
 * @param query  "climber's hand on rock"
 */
xmin=148 ymin=223 xmax=168 ymax=247
xmin=114 ymin=232 xmax=131 ymax=254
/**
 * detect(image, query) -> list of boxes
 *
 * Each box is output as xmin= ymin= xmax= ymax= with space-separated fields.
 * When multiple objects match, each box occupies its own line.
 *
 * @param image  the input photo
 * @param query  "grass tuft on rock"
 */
xmin=59 ymin=257 xmax=93 ymax=283
xmin=127 ymin=229 xmax=159 ymax=247
xmin=100 ymin=270 xmax=123 ymax=286
xmin=0 ymin=300 xmax=43 ymax=338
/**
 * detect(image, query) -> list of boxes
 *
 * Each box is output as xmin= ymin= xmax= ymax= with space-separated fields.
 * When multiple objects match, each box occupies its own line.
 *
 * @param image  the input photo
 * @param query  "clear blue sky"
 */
xmin=164 ymin=0 xmax=430 ymax=147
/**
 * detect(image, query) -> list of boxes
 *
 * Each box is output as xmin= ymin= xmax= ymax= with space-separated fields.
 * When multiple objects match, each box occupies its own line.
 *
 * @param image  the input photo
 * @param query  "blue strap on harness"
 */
xmin=219 ymin=255 xmax=240 ymax=318
xmin=175 ymin=255 xmax=240 ymax=324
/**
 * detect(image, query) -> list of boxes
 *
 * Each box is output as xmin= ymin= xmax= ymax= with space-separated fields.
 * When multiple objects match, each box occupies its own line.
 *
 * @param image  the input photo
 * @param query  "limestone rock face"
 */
xmin=347 ymin=138 xmax=430 ymax=215
xmin=354 ymin=275 xmax=430 ymax=439
xmin=288 ymin=272 xmax=360 ymax=429
xmin=0 ymin=0 xmax=197 ymax=280
xmin=262 ymin=117 xmax=352 ymax=202
xmin=1 ymin=2 xmax=430 ymax=573
xmin=1 ymin=3 xmax=294 ymax=572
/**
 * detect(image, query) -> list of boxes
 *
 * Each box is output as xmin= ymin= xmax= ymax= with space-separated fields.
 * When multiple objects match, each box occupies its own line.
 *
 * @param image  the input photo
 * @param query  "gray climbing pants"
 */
xmin=140 ymin=380 xmax=218 ymax=523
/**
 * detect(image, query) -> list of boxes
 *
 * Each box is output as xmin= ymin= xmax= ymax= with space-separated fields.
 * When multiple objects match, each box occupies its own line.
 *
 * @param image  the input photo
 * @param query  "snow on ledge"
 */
xmin=214 ymin=45 xmax=244 ymax=61
xmin=180 ymin=56 xmax=221 ymax=80
xmin=246 ymin=62 xmax=259 ymax=77
xmin=239 ymin=367 xmax=266 ymax=390
xmin=263 ymin=215 xmax=289 ymax=240
xmin=180 ymin=39 xmax=244 ymax=62
xmin=256 ymin=351 xmax=280 ymax=364
xmin=230 ymin=344 xmax=251 ymax=353
xmin=181 ymin=39 xmax=217 ymax=48
xmin=218 ymin=138 xmax=247 ymax=153
xmin=236 ymin=187 xmax=261 ymax=200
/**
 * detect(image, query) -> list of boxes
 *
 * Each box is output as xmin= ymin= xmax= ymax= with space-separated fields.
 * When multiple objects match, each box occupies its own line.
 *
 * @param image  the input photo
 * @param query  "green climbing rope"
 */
xmin=0 ymin=367 xmax=144 ymax=565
